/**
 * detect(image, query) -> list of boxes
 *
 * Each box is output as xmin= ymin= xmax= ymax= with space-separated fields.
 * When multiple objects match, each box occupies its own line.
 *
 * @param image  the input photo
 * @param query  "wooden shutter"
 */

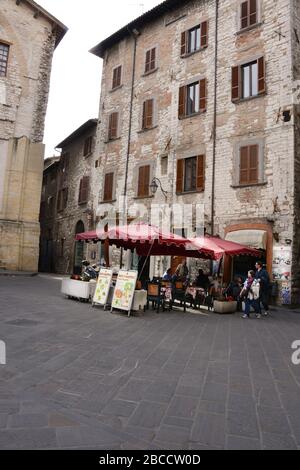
xmin=103 ymin=172 xmax=114 ymax=201
xmin=249 ymin=0 xmax=257 ymax=25
xmin=109 ymin=112 xmax=118 ymax=139
xmin=79 ymin=176 xmax=89 ymax=204
xmin=178 ymin=86 xmax=186 ymax=119
xmin=232 ymin=66 xmax=240 ymax=102
xmin=258 ymin=57 xmax=265 ymax=94
xmin=201 ymin=21 xmax=208 ymax=47
xmin=138 ymin=166 xmax=150 ymax=197
xmin=63 ymin=188 xmax=68 ymax=209
xmin=240 ymin=146 xmax=249 ymax=184
xmin=150 ymin=48 xmax=156 ymax=70
xmin=199 ymin=79 xmax=207 ymax=112
xmin=241 ymin=1 xmax=248 ymax=29
xmin=181 ymin=31 xmax=187 ymax=56
xmin=112 ymin=66 xmax=121 ymax=88
xmin=196 ymin=155 xmax=205 ymax=191
xmin=145 ymin=50 xmax=151 ymax=73
xmin=249 ymin=145 xmax=258 ymax=183
xmin=112 ymin=68 xmax=117 ymax=89
xmin=143 ymin=99 xmax=153 ymax=129
xmin=176 ymin=159 xmax=184 ymax=193
xmin=117 ymin=65 xmax=122 ymax=86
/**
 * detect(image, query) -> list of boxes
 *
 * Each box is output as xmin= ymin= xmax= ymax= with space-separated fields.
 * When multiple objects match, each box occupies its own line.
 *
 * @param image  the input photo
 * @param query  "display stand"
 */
xmin=111 ymin=270 xmax=138 ymax=317
xmin=92 ymin=268 xmax=113 ymax=310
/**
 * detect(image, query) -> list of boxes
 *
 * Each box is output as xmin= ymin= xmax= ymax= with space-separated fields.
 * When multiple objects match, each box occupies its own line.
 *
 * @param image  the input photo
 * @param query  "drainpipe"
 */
xmin=211 ymin=0 xmax=219 ymax=236
xmin=120 ymin=28 xmax=139 ymax=268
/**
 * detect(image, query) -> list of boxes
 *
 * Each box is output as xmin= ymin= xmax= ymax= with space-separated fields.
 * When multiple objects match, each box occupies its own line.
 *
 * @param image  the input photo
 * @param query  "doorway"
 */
xmin=74 ymin=221 xmax=85 ymax=275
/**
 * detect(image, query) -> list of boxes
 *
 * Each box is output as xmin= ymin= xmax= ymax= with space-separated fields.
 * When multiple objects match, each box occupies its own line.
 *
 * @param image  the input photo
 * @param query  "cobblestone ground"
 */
xmin=0 ymin=275 xmax=300 ymax=450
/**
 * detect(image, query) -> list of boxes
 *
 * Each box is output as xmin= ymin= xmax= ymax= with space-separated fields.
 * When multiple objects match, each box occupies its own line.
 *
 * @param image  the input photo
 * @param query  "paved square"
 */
xmin=0 ymin=275 xmax=299 ymax=449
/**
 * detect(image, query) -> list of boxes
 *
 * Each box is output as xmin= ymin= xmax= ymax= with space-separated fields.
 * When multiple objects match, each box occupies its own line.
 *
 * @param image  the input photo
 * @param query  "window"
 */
xmin=232 ymin=57 xmax=265 ymax=101
xmin=57 ymin=188 xmax=68 ymax=212
xmin=103 ymin=172 xmax=114 ymax=201
xmin=83 ymin=136 xmax=93 ymax=156
xmin=240 ymin=0 xmax=257 ymax=30
xmin=137 ymin=165 xmax=150 ymax=198
xmin=112 ymin=65 xmax=122 ymax=89
xmin=176 ymin=156 xmax=205 ymax=193
xmin=145 ymin=48 xmax=156 ymax=73
xmin=142 ymin=99 xmax=154 ymax=129
xmin=161 ymin=156 xmax=168 ymax=175
xmin=178 ymin=79 xmax=206 ymax=118
xmin=0 ymin=43 xmax=9 ymax=77
xmin=78 ymin=176 xmax=89 ymax=204
xmin=108 ymin=112 xmax=119 ymax=140
xmin=239 ymin=145 xmax=259 ymax=185
xmin=181 ymin=21 xmax=208 ymax=56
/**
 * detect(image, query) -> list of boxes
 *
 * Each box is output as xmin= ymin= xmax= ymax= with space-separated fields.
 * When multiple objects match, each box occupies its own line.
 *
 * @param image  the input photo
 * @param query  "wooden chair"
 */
xmin=172 ymin=281 xmax=186 ymax=312
xmin=147 ymin=282 xmax=165 ymax=313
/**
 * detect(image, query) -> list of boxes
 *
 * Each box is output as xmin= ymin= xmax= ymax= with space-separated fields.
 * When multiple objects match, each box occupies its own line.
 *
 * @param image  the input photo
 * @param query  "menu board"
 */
xmin=93 ymin=269 xmax=113 ymax=306
xmin=111 ymin=270 xmax=138 ymax=313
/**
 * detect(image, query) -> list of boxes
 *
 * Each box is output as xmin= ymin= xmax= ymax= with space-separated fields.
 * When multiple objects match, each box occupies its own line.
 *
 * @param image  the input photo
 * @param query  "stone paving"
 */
xmin=0 ymin=274 xmax=300 ymax=450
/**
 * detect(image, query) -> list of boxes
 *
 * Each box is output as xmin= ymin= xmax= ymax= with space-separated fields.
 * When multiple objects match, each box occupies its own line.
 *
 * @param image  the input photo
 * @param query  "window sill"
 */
xmin=181 ymin=46 xmax=208 ymax=59
xmin=231 ymin=182 xmax=267 ymax=189
xmin=142 ymin=67 xmax=158 ymax=77
xmin=232 ymin=93 xmax=266 ymax=104
xmin=110 ymin=84 xmax=123 ymax=93
xmin=100 ymin=199 xmax=116 ymax=204
xmin=236 ymin=22 xmax=263 ymax=35
xmin=137 ymin=125 xmax=158 ymax=134
xmin=179 ymin=111 xmax=206 ymax=120
xmin=84 ymin=152 xmax=92 ymax=158
xmin=133 ymin=195 xmax=154 ymax=200
xmin=104 ymin=137 xmax=121 ymax=143
xmin=78 ymin=201 xmax=88 ymax=206
xmin=176 ymin=189 xmax=204 ymax=195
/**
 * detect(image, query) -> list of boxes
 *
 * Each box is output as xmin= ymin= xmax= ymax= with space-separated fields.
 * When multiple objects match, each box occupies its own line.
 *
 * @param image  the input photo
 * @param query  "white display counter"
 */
xmin=61 ymin=279 xmax=96 ymax=301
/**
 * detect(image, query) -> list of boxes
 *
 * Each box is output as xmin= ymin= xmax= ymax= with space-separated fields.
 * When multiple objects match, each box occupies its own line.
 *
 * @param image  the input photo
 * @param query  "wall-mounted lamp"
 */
xmin=150 ymin=177 xmax=168 ymax=200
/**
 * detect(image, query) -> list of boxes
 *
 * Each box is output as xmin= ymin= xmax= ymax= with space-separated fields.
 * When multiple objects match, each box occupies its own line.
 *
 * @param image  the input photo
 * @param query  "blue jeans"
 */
xmin=244 ymin=298 xmax=260 ymax=316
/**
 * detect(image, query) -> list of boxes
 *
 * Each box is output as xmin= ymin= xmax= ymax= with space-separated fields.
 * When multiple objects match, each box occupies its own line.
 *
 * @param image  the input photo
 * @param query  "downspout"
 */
xmin=211 ymin=0 xmax=219 ymax=236
xmin=120 ymin=28 xmax=139 ymax=268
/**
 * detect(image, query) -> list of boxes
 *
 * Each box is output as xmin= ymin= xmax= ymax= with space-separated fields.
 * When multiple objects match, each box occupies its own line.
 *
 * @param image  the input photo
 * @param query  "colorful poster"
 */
xmin=111 ymin=270 xmax=138 ymax=312
xmin=272 ymin=246 xmax=292 ymax=281
xmin=93 ymin=269 xmax=113 ymax=306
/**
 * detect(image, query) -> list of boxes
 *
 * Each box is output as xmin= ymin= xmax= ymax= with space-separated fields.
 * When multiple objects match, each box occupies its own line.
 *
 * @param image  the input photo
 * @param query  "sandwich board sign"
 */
xmin=111 ymin=270 xmax=138 ymax=317
xmin=93 ymin=268 xmax=113 ymax=308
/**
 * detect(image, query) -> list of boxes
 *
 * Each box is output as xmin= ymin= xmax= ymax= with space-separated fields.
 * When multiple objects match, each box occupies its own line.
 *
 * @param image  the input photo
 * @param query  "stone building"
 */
xmin=88 ymin=0 xmax=300 ymax=304
xmin=0 ymin=0 xmax=67 ymax=272
xmin=39 ymin=119 xmax=98 ymax=274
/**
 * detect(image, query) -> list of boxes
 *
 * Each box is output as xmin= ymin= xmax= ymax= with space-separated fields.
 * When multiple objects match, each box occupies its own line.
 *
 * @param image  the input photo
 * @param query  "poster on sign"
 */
xmin=111 ymin=270 xmax=138 ymax=316
xmin=93 ymin=269 xmax=113 ymax=307
xmin=272 ymin=246 xmax=292 ymax=281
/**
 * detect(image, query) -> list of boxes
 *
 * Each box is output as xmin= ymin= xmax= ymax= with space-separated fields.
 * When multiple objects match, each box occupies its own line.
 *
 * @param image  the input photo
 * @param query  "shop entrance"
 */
xmin=232 ymin=251 xmax=266 ymax=281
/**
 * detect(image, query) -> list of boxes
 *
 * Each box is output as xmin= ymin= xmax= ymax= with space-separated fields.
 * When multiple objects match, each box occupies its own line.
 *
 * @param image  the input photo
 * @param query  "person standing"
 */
xmin=255 ymin=261 xmax=270 ymax=316
xmin=241 ymin=270 xmax=261 ymax=319
xmin=175 ymin=259 xmax=189 ymax=283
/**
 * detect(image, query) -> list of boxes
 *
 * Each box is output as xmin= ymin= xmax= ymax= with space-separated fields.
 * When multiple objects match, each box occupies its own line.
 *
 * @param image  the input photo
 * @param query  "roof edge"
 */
xmin=56 ymin=119 xmax=98 ymax=149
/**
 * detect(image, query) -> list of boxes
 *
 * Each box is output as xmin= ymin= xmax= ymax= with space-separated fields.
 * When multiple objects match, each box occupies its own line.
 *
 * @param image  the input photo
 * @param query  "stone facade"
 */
xmin=39 ymin=119 xmax=98 ymax=274
xmin=88 ymin=0 xmax=300 ymax=304
xmin=0 ymin=0 xmax=67 ymax=272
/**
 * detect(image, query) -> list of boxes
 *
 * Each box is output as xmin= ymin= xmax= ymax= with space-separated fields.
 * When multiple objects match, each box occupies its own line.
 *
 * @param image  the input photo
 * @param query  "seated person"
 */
xmin=195 ymin=269 xmax=210 ymax=289
xmin=225 ymin=276 xmax=243 ymax=300
xmin=162 ymin=268 xmax=173 ymax=281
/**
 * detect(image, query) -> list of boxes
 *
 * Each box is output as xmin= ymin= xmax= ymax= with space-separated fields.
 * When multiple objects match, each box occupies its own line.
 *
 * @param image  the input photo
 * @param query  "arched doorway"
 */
xmin=74 ymin=221 xmax=85 ymax=275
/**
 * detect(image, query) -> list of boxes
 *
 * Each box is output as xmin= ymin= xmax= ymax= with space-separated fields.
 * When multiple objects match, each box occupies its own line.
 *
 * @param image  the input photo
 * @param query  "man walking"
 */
xmin=255 ymin=261 xmax=270 ymax=316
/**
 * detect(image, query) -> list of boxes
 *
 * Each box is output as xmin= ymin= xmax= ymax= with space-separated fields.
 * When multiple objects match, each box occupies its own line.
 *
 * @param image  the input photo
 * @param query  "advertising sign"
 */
xmin=111 ymin=270 xmax=138 ymax=314
xmin=93 ymin=268 xmax=113 ymax=306
xmin=272 ymin=246 xmax=292 ymax=281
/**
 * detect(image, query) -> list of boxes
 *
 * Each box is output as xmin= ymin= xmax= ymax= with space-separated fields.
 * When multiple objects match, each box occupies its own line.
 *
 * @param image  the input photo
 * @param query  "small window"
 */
xmin=181 ymin=21 xmax=208 ymax=56
xmin=240 ymin=0 xmax=257 ymax=30
xmin=178 ymin=79 xmax=206 ymax=118
xmin=108 ymin=112 xmax=119 ymax=140
xmin=239 ymin=145 xmax=259 ymax=185
xmin=103 ymin=172 xmax=114 ymax=201
xmin=0 ymin=43 xmax=9 ymax=77
xmin=112 ymin=65 xmax=122 ymax=89
xmin=242 ymin=61 xmax=258 ymax=98
xmin=161 ymin=156 xmax=168 ymax=175
xmin=57 ymin=188 xmax=68 ymax=212
xmin=78 ymin=176 xmax=89 ymax=204
xmin=176 ymin=155 xmax=205 ymax=194
xmin=137 ymin=165 xmax=150 ymax=198
xmin=232 ymin=57 xmax=265 ymax=102
xmin=145 ymin=48 xmax=156 ymax=73
xmin=83 ymin=136 xmax=93 ymax=156
xmin=142 ymin=99 xmax=154 ymax=129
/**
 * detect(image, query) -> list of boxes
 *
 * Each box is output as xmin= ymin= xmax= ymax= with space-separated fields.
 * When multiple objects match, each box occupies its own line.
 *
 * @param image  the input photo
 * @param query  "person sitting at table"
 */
xmin=162 ymin=268 xmax=173 ymax=281
xmin=195 ymin=269 xmax=210 ymax=290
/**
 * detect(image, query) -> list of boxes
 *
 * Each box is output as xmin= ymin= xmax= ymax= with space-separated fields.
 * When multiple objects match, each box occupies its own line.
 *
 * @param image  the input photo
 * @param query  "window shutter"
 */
xmin=241 ymin=1 xmax=248 ymax=29
xmin=232 ymin=66 xmax=240 ymax=102
xmin=151 ymin=48 xmax=156 ymax=69
xmin=143 ymin=165 xmax=150 ymax=196
xmin=79 ymin=176 xmax=89 ymax=204
xmin=201 ymin=21 xmax=208 ymax=47
xmin=103 ymin=173 xmax=114 ymax=201
xmin=112 ymin=68 xmax=117 ymax=89
xmin=249 ymin=0 xmax=257 ymax=25
xmin=145 ymin=50 xmax=151 ymax=73
xmin=178 ymin=86 xmax=186 ymax=119
xmin=199 ymin=79 xmax=207 ymax=112
xmin=63 ymin=188 xmax=68 ymax=209
xmin=176 ymin=159 xmax=184 ymax=193
xmin=138 ymin=166 xmax=150 ymax=197
xmin=145 ymin=99 xmax=153 ymax=128
xmin=117 ymin=65 xmax=122 ymax=86
xmin=258 ymin=57 xmax=265 ymax=94
xmin=138 ymin=167 xmax=144 ymax=197
xmin=196 ymin=155 xmax=205 ymax=190
xmin=109 ymin=113 xmax=118 ymax=139
xmin=181 ymin=31 xmax=187 ymax=56
xmin=240 ymin=147 xmax=249 ymax=184
xmin=249 ymin=145 xmax=258 ymax=183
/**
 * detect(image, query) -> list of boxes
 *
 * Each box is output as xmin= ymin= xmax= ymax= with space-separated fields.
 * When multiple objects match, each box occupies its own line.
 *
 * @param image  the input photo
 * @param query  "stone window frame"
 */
xmin=231 ymin=55 xmax=266 ymax=103
xmin=180 ymin=20 xmax=208 ymax=58
xmin=138 ymin=95 xmax=159 ymax=132
xmin=101 ymin=169 xmax=116 ymax=203
xmin=133 ymin=160 xmax=155 ymax=199
xmin=106 ymin=108 xmax=122 ymax=142
xmin=142 ymin=45 xmax=159 ymax=76
xmin=232 ymin=138 xmax=266 ymax=188
xmin=236 ymin=0 xmax=263 ymax=34
xmin=111 ymin=63 xmax=123 ymax=91
xmin=83 ymin=135 xmax=94 ymax=157
xmin=178 ymin=74 xmax=207 ymax=119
